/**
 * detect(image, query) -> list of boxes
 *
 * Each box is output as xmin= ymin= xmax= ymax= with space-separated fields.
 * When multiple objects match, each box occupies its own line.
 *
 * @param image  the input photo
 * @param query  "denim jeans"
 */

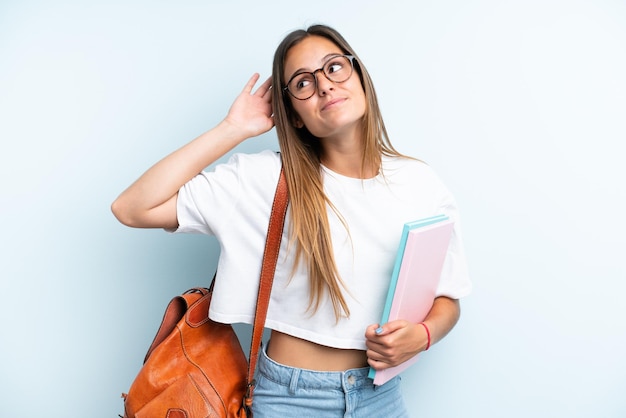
xmin=251 ymin=345 xmax=410 ymax=418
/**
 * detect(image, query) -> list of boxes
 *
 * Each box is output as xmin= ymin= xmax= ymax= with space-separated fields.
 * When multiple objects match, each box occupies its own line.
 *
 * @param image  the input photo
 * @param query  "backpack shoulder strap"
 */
xmin=245 ymin=167 xmax=289 ymax=407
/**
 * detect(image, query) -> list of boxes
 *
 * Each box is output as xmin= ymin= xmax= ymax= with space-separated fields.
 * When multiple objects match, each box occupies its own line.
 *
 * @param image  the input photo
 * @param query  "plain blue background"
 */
xmin=1 ymin=1 xmax=625 ymax=417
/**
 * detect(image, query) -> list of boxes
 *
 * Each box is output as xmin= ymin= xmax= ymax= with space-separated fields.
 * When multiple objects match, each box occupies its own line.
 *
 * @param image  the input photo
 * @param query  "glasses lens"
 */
xmin=287 ymin=55 xmax=353 ymax=100
xmin=288 ymin=73 xmax=316 ymax=100
xmin=323 ymin=55 xmax=352 ymax=83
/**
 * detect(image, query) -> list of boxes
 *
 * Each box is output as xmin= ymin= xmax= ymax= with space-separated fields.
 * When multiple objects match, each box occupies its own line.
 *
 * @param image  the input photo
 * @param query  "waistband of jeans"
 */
xmin=257 ymin=343 xmax=372 ymax=391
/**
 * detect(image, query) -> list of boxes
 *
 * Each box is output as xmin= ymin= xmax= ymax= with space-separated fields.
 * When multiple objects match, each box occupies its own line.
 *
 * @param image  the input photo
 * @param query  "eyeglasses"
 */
xmin=283 ymin=54 xmax=356 ymax=100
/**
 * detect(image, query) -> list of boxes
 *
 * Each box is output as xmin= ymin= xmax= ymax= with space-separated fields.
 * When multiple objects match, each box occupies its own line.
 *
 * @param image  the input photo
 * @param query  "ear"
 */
xmin=287 ymin=103 xmax=304 ymax=128
xmin=293 ymin=117 xmax=304 ymax=129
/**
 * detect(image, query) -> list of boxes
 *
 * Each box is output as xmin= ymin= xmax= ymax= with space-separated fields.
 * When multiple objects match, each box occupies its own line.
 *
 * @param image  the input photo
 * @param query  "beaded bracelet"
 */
xmin=419 ymin=322 xmax=431 ymax=351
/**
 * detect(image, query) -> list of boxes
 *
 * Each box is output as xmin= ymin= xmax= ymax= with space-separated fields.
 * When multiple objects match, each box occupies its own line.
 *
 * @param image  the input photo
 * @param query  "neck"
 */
xmin=318 ymin=125 xmax=379 ymax=179
xmin=321 ymin=155 xmax=378 ymax=179
xmin=320 ymin=145 xmax=379 ymax=179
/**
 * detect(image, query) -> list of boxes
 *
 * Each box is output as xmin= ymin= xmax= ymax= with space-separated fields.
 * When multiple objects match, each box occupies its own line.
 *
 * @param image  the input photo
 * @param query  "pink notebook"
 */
xmin=369 ymin=215 xmax=454 ymax=385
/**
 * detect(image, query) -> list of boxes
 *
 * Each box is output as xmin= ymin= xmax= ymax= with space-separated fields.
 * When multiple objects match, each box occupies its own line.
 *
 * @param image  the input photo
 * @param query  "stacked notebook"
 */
xmin=369 ymin=214 xmax=454 ymax=385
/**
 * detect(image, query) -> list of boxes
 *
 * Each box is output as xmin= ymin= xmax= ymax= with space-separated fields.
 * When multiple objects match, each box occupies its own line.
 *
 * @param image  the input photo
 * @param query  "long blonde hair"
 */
xmin=271 ymin=25 xmax=403 ymax=320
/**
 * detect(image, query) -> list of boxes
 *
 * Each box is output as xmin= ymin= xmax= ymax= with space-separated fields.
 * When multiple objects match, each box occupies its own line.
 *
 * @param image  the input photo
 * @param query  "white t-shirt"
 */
xmin=172 ymin=150 xmax=471 ymax=350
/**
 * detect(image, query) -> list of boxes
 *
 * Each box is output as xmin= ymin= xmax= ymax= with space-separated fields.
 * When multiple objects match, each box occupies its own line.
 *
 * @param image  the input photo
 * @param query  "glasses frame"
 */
xmin=283 ymin=54 xmax=356 ymax=101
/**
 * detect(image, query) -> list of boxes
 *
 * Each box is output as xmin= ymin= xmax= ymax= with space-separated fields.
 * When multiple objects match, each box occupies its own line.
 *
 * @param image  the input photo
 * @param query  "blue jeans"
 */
xmin=251 ymin=345 xmax=409 ymax=418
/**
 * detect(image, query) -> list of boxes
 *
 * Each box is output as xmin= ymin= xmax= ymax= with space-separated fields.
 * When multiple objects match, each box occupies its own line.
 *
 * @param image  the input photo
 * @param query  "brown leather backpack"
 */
xmin=121 ymin=169 xmax=288 ymax=417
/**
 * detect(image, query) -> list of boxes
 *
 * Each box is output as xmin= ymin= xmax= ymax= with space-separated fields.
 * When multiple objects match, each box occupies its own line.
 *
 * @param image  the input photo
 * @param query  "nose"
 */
xmin=313 ymin=69 xmax=334 ymax=96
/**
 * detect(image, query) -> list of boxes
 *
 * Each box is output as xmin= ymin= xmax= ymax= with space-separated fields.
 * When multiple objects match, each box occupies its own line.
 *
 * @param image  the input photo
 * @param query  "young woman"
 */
xmin=112 ymin=24 xmax=471 ymax=417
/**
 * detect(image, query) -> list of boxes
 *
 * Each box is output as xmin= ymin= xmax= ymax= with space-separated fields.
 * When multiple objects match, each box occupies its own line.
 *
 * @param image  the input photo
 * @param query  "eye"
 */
xmin=292 ymin=74 xmax=314 ymax=91
xmin=326 ymin=61 xmax=344 ymax=74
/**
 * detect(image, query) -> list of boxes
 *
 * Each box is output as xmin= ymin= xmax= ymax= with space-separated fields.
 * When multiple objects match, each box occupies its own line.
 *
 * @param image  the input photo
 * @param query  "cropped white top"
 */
xmin=172 ymin=150 xmax=471 ymax=350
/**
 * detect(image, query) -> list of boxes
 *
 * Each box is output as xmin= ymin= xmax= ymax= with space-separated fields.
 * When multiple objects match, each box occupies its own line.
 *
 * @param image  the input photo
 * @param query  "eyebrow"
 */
xmin=286 ymin=53 xmax=344 ymax=81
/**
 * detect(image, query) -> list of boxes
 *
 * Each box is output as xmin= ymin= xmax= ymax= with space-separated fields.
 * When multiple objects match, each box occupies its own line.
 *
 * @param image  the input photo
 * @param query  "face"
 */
xmin=283 ymin=36 xmax=367 ymax=140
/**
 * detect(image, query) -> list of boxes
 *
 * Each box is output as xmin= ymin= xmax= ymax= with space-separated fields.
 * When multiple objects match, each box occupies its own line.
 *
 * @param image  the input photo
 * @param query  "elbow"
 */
xmin=435 ymin=296 xmax=461 ymax=325
xmin=449 ymin=298 xmax=461 ymax=323
xmin=111 ymin=191 xmax=178 ymax=229
xmin=110 ymin=197 xmax=138 ymax=227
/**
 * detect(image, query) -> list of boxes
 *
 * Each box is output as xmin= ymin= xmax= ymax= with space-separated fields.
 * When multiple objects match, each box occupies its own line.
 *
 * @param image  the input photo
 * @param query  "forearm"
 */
xmin=112 ymin=74 xmax=274 ymax=229
xmin=365 ymin=296 xmax=461 ymax=369
xmin=111 ymin=119 xmax=245 ymax=228
xmin=422 ymin=296 xmax=461 ymax=347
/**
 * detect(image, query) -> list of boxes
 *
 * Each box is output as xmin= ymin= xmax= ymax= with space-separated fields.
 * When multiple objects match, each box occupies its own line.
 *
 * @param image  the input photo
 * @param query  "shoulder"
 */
xmin=183 ymin=149 xmax=282 ymax=208
xmin=221 ymin=149 xmax=282 ymax=172
xmin=211 ymin=150 xmax=282 ymax=187
xmin=381 ymin=155 xmax=442 ymax=182
xmin=381 ymin=155 xmax=456 ymax=203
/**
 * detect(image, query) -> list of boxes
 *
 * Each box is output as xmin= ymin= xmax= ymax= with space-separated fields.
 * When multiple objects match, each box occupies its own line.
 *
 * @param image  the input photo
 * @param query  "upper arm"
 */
xmin=111 ymin=192 xmax=179 ymax=230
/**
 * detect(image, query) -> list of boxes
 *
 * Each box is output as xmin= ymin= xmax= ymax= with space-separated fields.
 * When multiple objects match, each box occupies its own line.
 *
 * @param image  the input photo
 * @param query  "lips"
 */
xmin=321 ymin=97 xmax=347 ymax=111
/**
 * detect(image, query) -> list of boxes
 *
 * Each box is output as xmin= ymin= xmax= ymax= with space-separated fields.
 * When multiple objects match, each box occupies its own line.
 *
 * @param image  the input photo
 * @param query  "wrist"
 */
xmin=419 ymin=322 xmax=431 ymax=351
xmin=215 ymin=118 xmax=251 ymax=145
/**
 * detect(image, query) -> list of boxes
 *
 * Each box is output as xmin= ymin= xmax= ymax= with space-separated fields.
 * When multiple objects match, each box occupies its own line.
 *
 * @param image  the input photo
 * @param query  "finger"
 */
xmin=254 ymin=76 xmax=273 ymax=98
xmin=364 ymin=338 xmax=378 ymax=350
xmin=367 ymin=355 xmax=390 ymax=370
xmin=243 ymin=73 xmax=261 ymax=93
xmin=365 ymin=324 xmax=381 ymax=338
xmin=370 ymin=324 xmax=388 ymax=337
xmin=365 ymin=337 xmax=389 ymax=354
xmin=382 ymin=320 xmax=407 ymax=334
xmin=366 ymin=348 xmax=383 ymax=362
xmin=367 ymin=357 xmax=380 ymax=369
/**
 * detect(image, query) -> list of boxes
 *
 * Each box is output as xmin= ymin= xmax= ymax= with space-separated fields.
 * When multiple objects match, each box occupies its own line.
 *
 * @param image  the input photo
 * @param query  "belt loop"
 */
xmin=288 ymin=368 xmax=300 ymax=395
